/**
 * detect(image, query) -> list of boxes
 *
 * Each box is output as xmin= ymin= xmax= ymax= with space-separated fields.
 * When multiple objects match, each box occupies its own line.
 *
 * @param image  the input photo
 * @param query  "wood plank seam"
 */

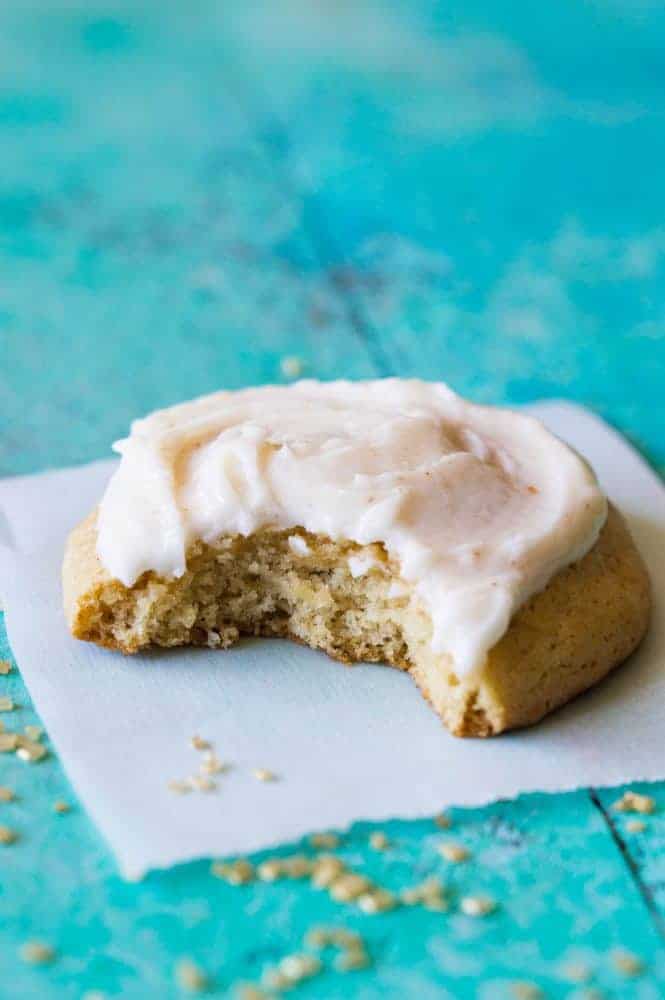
xmin=227 ymin=85 xmax=400 ymax=377
xmin=589 ymin=789 xmax=665 ymax=942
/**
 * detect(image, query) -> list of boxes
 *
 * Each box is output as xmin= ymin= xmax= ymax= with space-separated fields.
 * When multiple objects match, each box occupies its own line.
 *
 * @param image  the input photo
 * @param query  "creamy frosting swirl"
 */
xmin=96 ymin=380 xmax=607 ymax=675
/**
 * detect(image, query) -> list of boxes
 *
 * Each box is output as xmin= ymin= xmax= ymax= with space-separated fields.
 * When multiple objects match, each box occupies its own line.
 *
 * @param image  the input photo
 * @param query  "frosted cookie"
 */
xmin=63 ymin=380 xmax=650 ymax=736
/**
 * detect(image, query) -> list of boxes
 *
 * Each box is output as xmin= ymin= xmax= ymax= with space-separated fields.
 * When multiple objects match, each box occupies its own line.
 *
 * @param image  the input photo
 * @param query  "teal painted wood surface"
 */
xmin=1 ymin=2 xmax=664 ymax=997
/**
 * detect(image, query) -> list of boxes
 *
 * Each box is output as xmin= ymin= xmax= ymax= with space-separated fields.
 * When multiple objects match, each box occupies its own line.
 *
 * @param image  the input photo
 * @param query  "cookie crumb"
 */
xmin=309 ymin=832 xmax=340 ymax=849
xmin=53 ymin=800 xmax=70 ymax=815
xmin=190 ymin=735 xmax=211 ymax=751
xmin=625 ymin=819 xmax=646 ymax=833
xmin=0 ymin=824 xmax=17 ymax=844
xmin=437 ymin=842 xmax=469 ymax=863
xmin=434 ymin=812 xmax=451 ymax=829
xmin=612 ymin=790 xmax=655 ymax=814
xmin=357 ymin=888 xmax=398 ymax=913
xmin=561 ymin=960 xmax=592 ymax=983
xmin=0 ymin=786 xmax=15 ymax=802
xmin=335 ymin=946 xmax=371 ymax=972
xmin=511 ymin=983 xmax=543 ymax=999
xmin=369 ymin=831 xmax=390 ymax=851
xmin=19 ymin=941 xmax=55 ymax=965
xmin=211 ymin=859 xmax=255 ymax=884
xmin=252 ymin=768 xmax=277 ymax=783
xmin=0 ymin=696 xmax=14 ymax=712
xmin=175 ymin=958 xmax=208 ymax=992
xmin=168 ymin=779 xmax=192 ymax=795
xmin=16 ymin=740 xmax=48 ymax=763
xmin=0 ymin=660 xmax=12 ymax=674
xmin=611 ymin=949 xmax=643 ymax=976
xmin=278 ymin=952 xmax=322 ymax=984
xmin=329 ymin=872 xmax=371 ymax=902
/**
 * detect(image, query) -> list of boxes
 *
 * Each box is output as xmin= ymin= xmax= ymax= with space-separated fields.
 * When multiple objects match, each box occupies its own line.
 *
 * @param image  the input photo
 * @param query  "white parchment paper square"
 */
xmin=0 ymin=403 xmax=663 ymax=877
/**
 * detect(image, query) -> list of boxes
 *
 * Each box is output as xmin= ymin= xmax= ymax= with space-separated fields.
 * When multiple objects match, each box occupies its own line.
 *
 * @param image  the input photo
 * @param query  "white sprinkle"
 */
xmin=460 ymin=895 xmax=495 ymax=917
xmin=348 ymin=553 xmax=377 ymax=578
xmin=175 ymin=957 xmax=208 ymax=992
xmin=288 ymin=534 xmax=311 ymax=557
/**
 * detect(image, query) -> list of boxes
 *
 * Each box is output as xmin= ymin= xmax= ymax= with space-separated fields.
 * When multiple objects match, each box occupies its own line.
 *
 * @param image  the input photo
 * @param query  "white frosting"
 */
xmin=97 ymin=380 xmax=607 ymax=675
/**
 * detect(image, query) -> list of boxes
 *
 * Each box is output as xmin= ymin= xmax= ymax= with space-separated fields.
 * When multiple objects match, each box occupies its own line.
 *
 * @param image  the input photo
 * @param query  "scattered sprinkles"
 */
xmin=437 ymin=841 xmax=470 ymax=863
xmin=175 ymin=958 xmax=208 ymax=993
xmin=611 ymin=949 xmax=644 ymax=977
xmin=19 ymin=941 xmax=55 ymax=965
xmin=460 ymin=894 xmax=496 ymax=917
xmin=612 ymin=790 xmax=655 ymax=815
xmin=235 ymin=924 xmax=372 ymax=993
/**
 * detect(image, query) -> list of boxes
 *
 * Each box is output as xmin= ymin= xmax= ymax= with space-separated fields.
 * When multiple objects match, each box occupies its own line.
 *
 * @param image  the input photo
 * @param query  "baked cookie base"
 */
xmin=63 ymin=506 xmax=650 ymax=737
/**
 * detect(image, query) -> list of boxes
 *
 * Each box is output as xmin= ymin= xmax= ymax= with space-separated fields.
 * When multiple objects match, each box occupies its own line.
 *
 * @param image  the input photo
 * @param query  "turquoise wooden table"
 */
xmin=1 ymin=2 xmax=664 ymax=997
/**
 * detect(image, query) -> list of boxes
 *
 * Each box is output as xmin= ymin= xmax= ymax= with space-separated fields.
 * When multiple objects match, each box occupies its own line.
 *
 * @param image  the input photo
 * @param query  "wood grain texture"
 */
xmin=0 ymin=1 xmax=663 ymax=997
